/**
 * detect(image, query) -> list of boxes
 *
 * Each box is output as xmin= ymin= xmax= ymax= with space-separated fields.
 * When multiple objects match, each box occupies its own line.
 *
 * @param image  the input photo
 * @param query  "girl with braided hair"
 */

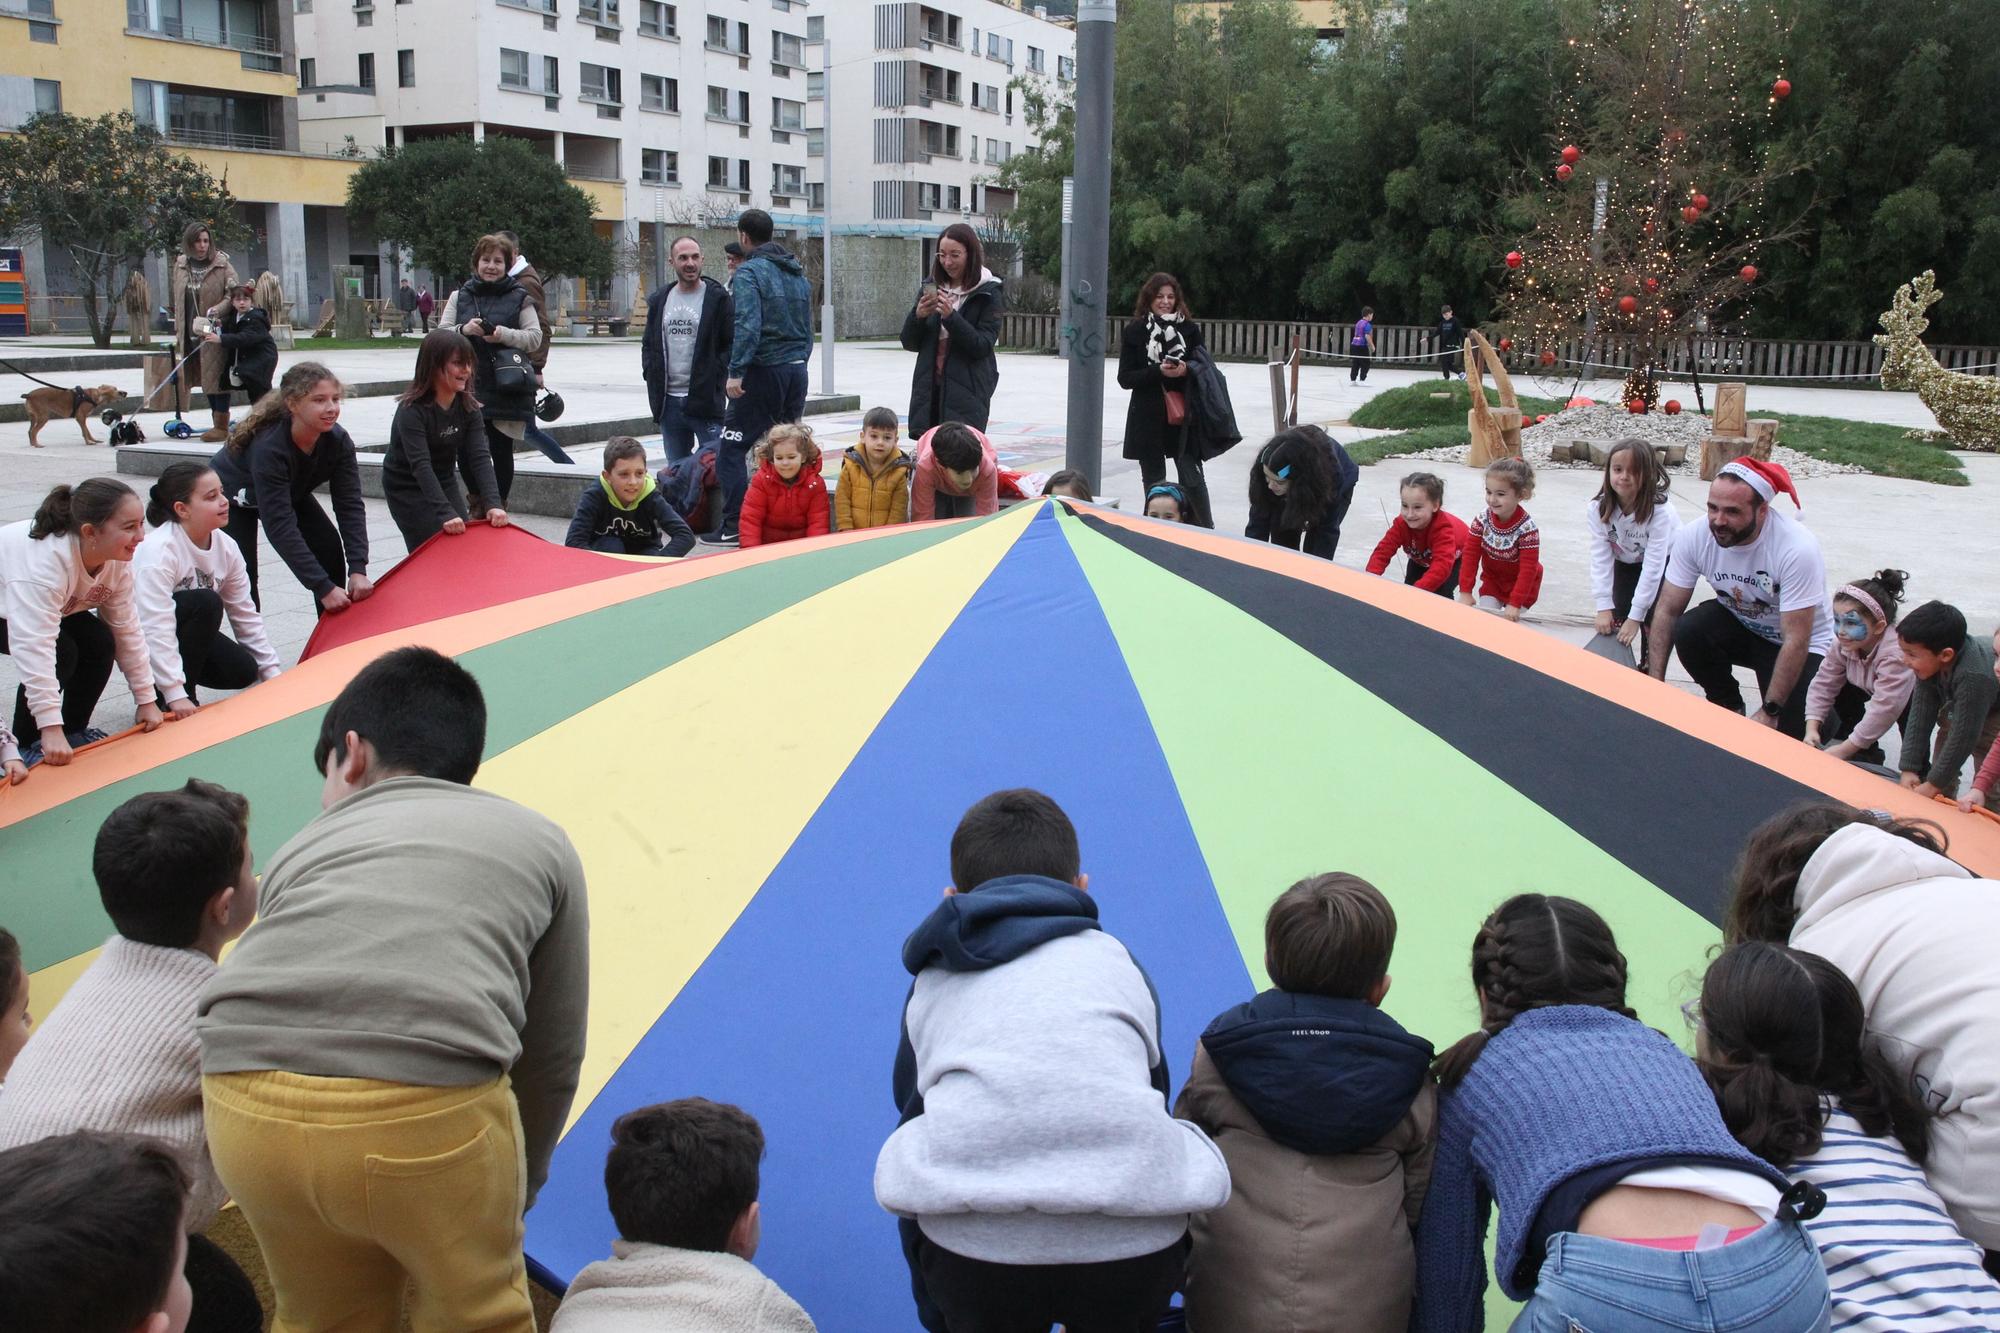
xmin=1411 ymin=894 xmax=1830 ymax=1332
xmin=1693 ymin=942 xmax=1998 ymax=1328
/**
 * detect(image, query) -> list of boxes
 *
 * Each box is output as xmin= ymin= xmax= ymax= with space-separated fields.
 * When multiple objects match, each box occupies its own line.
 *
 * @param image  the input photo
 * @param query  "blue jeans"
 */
xmin=1511 ymin=1220 xmax=1830 ymax=1333
xmin=716 ymin=360 xmax=808 ymax=537
xmin=523 ymin=420 xmax=572 ymax=465
xmin=659 ymin=393 xmax=723 ymax=464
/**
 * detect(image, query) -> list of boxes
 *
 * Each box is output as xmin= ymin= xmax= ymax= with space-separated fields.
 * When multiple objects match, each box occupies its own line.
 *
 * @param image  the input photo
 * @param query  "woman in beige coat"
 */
xmin=171 ymin=221 xmax=239 ymax=441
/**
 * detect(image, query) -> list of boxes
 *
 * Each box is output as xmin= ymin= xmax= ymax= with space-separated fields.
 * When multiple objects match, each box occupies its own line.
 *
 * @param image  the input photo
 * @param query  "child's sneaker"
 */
xmin=700 ymin=530 xmax=739 ymax=548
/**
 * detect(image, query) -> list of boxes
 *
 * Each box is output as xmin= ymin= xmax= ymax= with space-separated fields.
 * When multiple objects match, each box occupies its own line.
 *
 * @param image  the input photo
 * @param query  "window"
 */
xmin=986 ymin=33 xmax=1011 ymax=64
xmin=639 ymin=0 xmax=675 ymax=37
xmin=641 ymin=73 xmax=678 ymax=111
xmin=946 ymin=185 xmax=962 ymax=211
xmin=397 ymin=49 xmax=415 ymax=86
xmin=919 ymin=182 xmax=942 ymax=212
xmin=772 ymin=97 xmax=803 ymax=131
xmin=545 ymin=55 xmax=560 ymax=93
xmin=1057 ymin=54 xmax=1074 ymax=81
xmin=806 ymin=126 xmax=823 ymax=157
xmin=355 ymin=6 xmax=371 ymax=26
xmin=971 ymin=82 xmax=999 ymax=112
xmin=773 ymin=163 xmax=805 ymax=196
xmin=806 ymin=180 xmax=823 ymax=211
xmin=772 ymin=31 xmax=803 ymax=66
xmin=706 ymin=85 xmax=748 ymax=122
xmin=580 ymin=62 xmax=621 ymax=103
xmin=642 ymin=148 xmax=678 ymax=184
xmin=968 ymin=134 xmax=977 ymax=158
xmin=578 ymin=0 xmax=620 ymax=25
xmin=805 ymin=14 xmax=821 ymax=39
xmin=1027 ymin=46 xmax=1043 ymax=73
xmin=299 ymin=57 xmax=316 ymax=88
xmin=985 ymin=139 xmax=1010 ymax=164
xmin=705 ymin=15 xmax=748 ymax=53
xmin=806 ymin=70 xmax=823 ymax=99
xmin=33 ymin=79 xmax=61 ymax=113
xmin=358 ymin=52 xmax=375 ymax=88
xmin=500 ymin=48 xmax=530 ymax=88
xmin=707 ymin=155 xmax=748 ymax=191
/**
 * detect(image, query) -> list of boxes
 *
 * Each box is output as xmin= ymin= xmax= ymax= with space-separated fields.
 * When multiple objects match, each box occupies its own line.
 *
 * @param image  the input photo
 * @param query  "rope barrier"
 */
xmin=1290 ymin=346 xmax=2000 ymax=383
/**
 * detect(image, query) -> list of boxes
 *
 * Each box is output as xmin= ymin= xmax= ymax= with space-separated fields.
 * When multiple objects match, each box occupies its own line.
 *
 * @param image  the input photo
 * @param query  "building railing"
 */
xmin=995 ymin=314 xmax=2000 ymax=380
xmin=163 ymin=124 xmax=287 ymax=152
xmin=125 ymin=11 xmax=282 ymax=56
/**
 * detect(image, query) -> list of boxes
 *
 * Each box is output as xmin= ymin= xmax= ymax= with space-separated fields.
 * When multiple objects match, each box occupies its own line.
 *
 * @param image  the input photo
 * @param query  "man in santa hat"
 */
xmin=1646 ymin=457 xmax=1834 ymax=739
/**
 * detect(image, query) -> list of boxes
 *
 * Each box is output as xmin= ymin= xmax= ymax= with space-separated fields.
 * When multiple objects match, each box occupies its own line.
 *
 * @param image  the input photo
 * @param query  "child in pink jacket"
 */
xmin=910 ymin=423 xmax=998 ymax=522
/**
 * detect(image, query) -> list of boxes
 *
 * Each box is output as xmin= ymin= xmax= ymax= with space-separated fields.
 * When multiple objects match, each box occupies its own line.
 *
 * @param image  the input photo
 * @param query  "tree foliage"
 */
xmin=346 ymin=136 xmax=612 ymax=289
xmin=0 ymin=112 xmax=246 ymax=347
xmin=993 ymin=0 xmax=2000 ymax=341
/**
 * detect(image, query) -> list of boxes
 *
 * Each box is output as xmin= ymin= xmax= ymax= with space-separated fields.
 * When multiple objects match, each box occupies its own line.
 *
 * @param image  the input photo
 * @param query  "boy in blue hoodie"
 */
xmin=1173 ymin=873 xmax=1436 ymax=1333
xmin=566 ymin=437 xmax=695 ymax=557
xmin=874 ymin=789 xmax=1230 ymax=1333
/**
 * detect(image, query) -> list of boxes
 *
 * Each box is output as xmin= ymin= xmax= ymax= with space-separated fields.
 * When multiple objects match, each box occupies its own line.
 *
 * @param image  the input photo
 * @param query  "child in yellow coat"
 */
xmin=835 ymin=407 xmax=914 ymax=531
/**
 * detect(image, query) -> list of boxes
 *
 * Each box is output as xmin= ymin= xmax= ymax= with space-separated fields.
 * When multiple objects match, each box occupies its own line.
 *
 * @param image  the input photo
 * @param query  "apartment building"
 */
xmin=813 ymin=0 xmax=1074 ymax=238
xmin=295 ymin=0 xmax=822 ymax=311
xmin=0 ymin=0 xmax=357 ymax=326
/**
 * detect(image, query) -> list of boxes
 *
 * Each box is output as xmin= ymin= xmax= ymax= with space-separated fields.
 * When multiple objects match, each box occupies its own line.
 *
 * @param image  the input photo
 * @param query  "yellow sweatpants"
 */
xmin=203 ymin=1070 xmax=536 ymax=1333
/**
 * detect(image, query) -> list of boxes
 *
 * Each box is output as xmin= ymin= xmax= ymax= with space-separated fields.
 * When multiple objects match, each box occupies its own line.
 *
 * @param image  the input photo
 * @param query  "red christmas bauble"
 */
xmin=1505 ymin=250 xmax=1523 ymax=269
xmin=1682 ymin=205 xmax=1702 ymax=224
xmin=1667 ymin=128 xmax=1688 ymax=145
xmin=1556 ymin=163 xmax=1574 ymax=181
xmin=1643 ymin=220 xmax=1657 ymax=236
xmin=1569 ymin=396 xmax=1596 ymax=408
xmin=1644 ymin=277 xmax=1660 ymax=293
xmin=1618 ymin=295 xmax=1639 ymax=314
xmin=1664 ymin=400 xmax=1683 ymax=415
xmin=1498 ymin=336 xmax=1513 ymax=352
xmin=1535 ymin=414 xmax=1549 ymax=424
xmin=1693 ymin=192 xmax=1711 ymax=211
xmin=1773 ymin=78 xmax=1792 ymax=99
xmin=1628 ymin=399 xmax=1646 ymax=414
xmin=1540 ymin=350 xmax=1558 ymax=366
xmin=1561 ymin=144 xmax=1581 ymax=165
xmin=1740 ymin=264 xmax=1759 ymax=282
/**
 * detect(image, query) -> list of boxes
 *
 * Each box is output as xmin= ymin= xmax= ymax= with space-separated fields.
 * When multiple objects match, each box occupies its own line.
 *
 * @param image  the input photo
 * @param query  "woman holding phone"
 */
xmin=1118 ymin=273 xmax=1207 ymax=508
xmin=900 ymin=222 xmax=1005 ymax=439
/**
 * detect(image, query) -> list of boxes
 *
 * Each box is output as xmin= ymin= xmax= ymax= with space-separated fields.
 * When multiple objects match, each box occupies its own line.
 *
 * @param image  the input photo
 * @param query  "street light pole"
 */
xmin=817 ymin=32 xmax=836 ymax=395
xmin=1064 ymin=0 xmax=1115 ymax=490
xmin=652 ymin=187 xmax=668 ymax=297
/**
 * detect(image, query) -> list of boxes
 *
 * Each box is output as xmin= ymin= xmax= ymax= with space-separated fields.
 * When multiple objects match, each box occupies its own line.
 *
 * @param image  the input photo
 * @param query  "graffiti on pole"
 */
xmin=1063 ymin=279 xmax=1102 ymax=357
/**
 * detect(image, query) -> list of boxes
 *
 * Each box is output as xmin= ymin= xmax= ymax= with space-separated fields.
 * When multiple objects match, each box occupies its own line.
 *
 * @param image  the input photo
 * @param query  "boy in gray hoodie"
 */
xmin=874 ymin=789 xmax=1230 ymax=1333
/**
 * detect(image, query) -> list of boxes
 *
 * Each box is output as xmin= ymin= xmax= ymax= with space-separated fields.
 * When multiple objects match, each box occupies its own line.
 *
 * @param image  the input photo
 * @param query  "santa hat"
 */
xmin=1718 ymin=457 xmax=1801 ymax=509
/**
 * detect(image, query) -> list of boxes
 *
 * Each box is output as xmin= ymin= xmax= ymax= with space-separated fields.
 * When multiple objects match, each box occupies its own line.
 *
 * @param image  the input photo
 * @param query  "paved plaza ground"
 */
xmin=3 ymin=335 xmax=1994 ymax=747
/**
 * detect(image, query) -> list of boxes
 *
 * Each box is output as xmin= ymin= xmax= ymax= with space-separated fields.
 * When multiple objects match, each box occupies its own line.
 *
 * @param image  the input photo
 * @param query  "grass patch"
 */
xmin=1349 ymin=380 xmax=1566 ymax=429
xmin=1346 ymin=424 xmax=1469 ymax=466
xmin=296 ymin=336 xmax=428 ymax=350
xmin=1765 ymin=413 xmax=1967 ymax=486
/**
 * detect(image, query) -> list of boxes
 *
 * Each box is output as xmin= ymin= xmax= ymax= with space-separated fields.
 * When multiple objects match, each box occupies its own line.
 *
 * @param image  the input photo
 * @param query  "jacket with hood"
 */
xmin=875 ymin=876 xmax=1231 ymax=1267
xmin=834 ymin=446 xmax=913 ymax=530
xmin=214 ymin=304 xmax=277 ymax=395
xmin=565 ymin=477 xmax=695 ymax=556
xmin=656 ymin=450 xmax=717 ymax=534
xmin=899 ymin=269 xmax=1005 ymax=437
xmin=508 ymin=256 xmax=552 ymax=370
xmin=728 ymin=242 xmax=813 ymax=376
xmin=643 ymin=276 xmax=734 ymax=423
xmin=549 ymin=1241 xmax=816 ymax=1333
xmin=1173 ymin=992 xmax=1436 ymax=1333
xmin=739 ymin=461 xmax=828 ymax=548
xmin=1789 ymin=822 xmax=2000 ymax=1248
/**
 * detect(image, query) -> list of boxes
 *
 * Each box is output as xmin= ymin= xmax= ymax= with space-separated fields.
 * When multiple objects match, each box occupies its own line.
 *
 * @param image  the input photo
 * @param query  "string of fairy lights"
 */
xmin=1497 ymin=0 xmax=1799 ymax=411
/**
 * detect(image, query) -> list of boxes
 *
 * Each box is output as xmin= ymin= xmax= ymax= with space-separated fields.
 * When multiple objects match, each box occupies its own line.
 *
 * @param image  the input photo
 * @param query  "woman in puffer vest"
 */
xmin=438 ymin=233 xmax=541 ymax=507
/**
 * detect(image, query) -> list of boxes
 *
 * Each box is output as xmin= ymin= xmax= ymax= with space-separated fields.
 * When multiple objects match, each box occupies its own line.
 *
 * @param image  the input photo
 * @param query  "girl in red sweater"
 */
xmin=739 ymin=423 xmax=829 ymax=549
xmin=1457 ymin=457 xmax=1541 ymax=621
xmin=1366 ymin=470 xmax=1469 ymax=596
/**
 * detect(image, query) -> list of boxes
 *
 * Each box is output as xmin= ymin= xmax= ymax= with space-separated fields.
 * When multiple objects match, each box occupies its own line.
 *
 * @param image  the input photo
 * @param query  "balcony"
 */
xmin=918 ymin=5 xmax=960 ymax=49
xmin=125 ymin=0 xmax=283 ymax=70
xmin=135 ymin=81 xmax=291 ymax=152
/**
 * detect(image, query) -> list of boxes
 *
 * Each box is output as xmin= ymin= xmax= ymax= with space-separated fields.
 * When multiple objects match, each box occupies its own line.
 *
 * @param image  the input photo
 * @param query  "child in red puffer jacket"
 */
xmin=740 ymin=423 xmax=829 ymax=549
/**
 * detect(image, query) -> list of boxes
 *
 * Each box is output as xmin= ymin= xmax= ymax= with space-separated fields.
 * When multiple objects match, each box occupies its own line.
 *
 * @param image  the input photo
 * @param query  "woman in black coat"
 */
xmin=1118 ymin=272 xmax=1211 ymax=524
xmin=900 ymin=221 xmax=1004 ymax=438
xmin=438 ymin=233 xmax=541 ymax=506
xmin=1245 ymin=425 xmax=1359 ymax=560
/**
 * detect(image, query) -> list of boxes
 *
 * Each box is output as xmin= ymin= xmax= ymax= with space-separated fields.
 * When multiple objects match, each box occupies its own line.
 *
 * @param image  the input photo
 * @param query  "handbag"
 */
xmin=472 ymin=295 xmax=536 ymax=393
xmin=1163 ymin=386 xmax=1187 ymax=425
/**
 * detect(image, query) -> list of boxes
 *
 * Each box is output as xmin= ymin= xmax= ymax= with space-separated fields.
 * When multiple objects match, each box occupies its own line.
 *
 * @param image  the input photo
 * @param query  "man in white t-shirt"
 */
xmin=1647 ymin=458 xmax=1834 ymax=739
xmin=641 ymin=236 xmax=734 ymax=467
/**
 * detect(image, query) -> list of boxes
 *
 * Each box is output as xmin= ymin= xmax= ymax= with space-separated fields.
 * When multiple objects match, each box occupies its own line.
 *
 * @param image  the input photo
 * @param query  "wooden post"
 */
xmin=1288 ymin=334 xmax=1301 ymax=427
xmin=1701 ymin=435 xmax=1754 ymax=480
xmin=1713 ymin=382 xmax=1748 ymax=437
xmin=1745 ymin=418 xmax=1778 ymax=461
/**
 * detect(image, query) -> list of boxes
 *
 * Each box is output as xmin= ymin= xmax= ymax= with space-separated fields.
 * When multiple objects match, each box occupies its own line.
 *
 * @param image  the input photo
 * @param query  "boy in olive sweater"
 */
xmin=198 ymin=647 xmax=590 ymax=1332
xmin=1897 ymin=600 xmax=2000 ymax=807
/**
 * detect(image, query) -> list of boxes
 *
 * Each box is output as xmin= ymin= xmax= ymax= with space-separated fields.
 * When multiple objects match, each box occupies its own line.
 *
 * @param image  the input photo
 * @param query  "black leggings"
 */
xmin=1610 ymin=558 xmax=1661 ymax=671
xmin=185 ymin=1232 xmax=261 ymax=1333
xmin=1404 ymin=555 xmax=1463 ymax=597
xmin=1 ymin=611 xmax=115 ymax=740
xmin=224 ymin=497 xmax=347 ymax=614
xmin=160 ymin=588 xmax=260 ymax=706
xmin=487 ymin=420 xmax=521 ymax=507
xmin=910 ymin=1226 xmax=1188 ymax=1333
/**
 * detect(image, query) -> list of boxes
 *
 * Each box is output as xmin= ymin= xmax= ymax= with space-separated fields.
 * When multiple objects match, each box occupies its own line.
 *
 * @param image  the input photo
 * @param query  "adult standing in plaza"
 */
xmin=1646 ymin=459 xmax=1833 ymax=739
xmin=642 ymin=236 xmax=733 ymax=464
xmin=172 ymin=222 xmax=240 ymax=443
xmin=499 ymin=230 xmax=573 ymax=470
xmin=395 ymin=278 xmax=419 ymax=333
xmin=439 ymin=234 xmax=542 ymax=506
xmin=712 ymin=209 xmax=812 ymax=546
xmin=900 ymin=221 xmax=1005 ymax=439
xmin=1118 ymin=273 xmax=1206 ymax=500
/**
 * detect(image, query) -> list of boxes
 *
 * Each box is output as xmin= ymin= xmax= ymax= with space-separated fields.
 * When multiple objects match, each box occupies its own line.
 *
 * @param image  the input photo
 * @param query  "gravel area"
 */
xmin=1385 ymin=403 xmax=1865 ymax=480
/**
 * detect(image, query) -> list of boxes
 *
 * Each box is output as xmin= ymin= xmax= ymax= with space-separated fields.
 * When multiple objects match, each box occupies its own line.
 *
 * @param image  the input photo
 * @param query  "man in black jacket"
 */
xmin=642 ymin=236 xmax=734 ymax=467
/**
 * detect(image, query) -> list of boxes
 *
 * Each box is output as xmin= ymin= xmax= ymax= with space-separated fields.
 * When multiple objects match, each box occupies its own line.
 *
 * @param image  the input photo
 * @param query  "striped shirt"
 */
xmin=1797 ymin=1106 xmax=2000 ymax=1330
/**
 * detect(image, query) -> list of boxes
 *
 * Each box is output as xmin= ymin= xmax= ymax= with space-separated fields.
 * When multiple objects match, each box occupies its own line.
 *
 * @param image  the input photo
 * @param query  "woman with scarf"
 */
xmin=1119 ymin=273 xmax=1211 ymax=524
xmin=901 ymin=222 xmax=1005 ymax=438
xmin=438 ymin=233 xmax=542 ymax=506
xmin=171 ymin=222 xmax=240 ymax=442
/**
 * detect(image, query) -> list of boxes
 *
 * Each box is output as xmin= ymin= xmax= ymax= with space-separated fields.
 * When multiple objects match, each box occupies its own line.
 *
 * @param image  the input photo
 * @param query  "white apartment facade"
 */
xmin=812 ymin=0 xmax=1074 ymax=235
xmin=293 ymin=0 xmax=823 ymax=308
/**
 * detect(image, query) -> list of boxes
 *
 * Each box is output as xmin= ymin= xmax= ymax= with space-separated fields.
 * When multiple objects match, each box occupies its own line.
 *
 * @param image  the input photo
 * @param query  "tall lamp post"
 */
xmin=1064 ymin=0 xmax=1115 ymax=489
xmin=808 ymin=22 xmax=836 ymax=394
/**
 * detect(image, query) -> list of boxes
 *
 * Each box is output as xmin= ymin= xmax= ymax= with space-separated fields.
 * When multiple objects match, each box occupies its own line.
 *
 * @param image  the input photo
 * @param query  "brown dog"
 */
xmin=22 ymin=385 xmax=124 ymax=448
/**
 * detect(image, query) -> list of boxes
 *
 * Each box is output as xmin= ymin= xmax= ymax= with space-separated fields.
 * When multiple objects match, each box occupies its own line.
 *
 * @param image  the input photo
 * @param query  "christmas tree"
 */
xmin=1499 ymin=0 xmax=1814 ymax=407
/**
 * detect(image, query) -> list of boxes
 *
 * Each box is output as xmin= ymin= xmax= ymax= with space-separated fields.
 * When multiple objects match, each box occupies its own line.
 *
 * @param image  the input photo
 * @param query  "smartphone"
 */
xmin=920 ymin=280 xmax=938 ymax=299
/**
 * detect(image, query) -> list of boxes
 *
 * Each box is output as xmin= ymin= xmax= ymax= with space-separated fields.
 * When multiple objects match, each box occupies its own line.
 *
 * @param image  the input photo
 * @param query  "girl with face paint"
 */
xmin=1802 ymin=569 xmax=1914 ymax=766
